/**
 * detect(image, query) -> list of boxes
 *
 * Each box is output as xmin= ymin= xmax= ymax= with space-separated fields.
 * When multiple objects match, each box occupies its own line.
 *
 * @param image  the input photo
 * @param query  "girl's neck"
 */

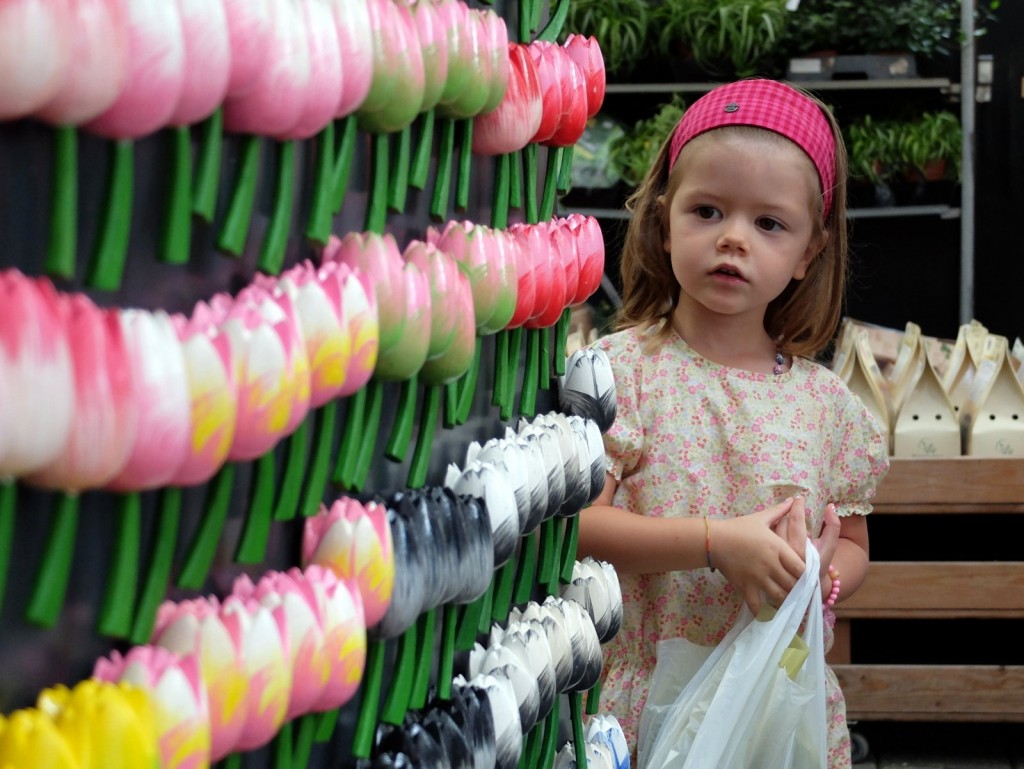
xmin=670 ymin=309 xmax=781 ymax=375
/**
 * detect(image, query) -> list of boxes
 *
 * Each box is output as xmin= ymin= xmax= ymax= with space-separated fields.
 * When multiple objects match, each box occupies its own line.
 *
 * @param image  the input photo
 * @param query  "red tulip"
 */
xmin=562 ymin=34 xmax=606 ymax=119
xmin=0 ymin=0 xmax=73 ymax=120
xmin=528 ymin=41 xmax=588 ymax=148
xmin=565 ymin=213 xmax=605 ymax=304
xmin=505 ymin=222 xmax=540 ymax=329
xmin=472 ymin=42 xmax=542 ymax=156
xmin=526 ymin=222 xmax=567 ymax=329
xmin=34 ymin=0 xmax=129 ymax=126
xmin=549 ymin=219 xmax=580 ymax=317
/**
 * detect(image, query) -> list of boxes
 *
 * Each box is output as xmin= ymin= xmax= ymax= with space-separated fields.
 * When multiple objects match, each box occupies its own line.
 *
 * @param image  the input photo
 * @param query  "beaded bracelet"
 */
xmin=704 ymin=516 xmax=716 ymax=572
xmin=826 ymin=564 xmax=841 ymax=608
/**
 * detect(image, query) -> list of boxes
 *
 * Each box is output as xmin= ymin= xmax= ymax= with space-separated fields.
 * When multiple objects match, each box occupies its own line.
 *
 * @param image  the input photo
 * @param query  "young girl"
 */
xmin=577 ymin=78 xmax=890 ymax=767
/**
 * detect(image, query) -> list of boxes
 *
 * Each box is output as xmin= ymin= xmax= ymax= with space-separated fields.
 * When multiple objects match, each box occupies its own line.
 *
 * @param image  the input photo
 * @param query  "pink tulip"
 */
xmin=428 ymin=220 xmax=501 ymax=334
xmin=93 ymin=646 xmax=211 ymax=769
xmin=105 ymin=309 xmax=192 ymax=492
xmin=25 ymin=293 xmax=138 ymax=492
xmin=402 ymin=240 xmax=463 ymax=362
xmin=356 ymin=0 xmax=425 ymax=133
xmin=222 ymin=0 xmax=310 ymax=138
xmin=275 ymin=260 xmax=379 ymax=408
xmin=0 ymin=0 xmax=73 ymax=120
xmin=472 ymin=42 xmax=542 ymax=156
xmin=435 ymin=2 xmax=489 ymax=119
xmin=294 ymin=565 xmax=367 ymax=712
xmin=526 ymin=222 xmax=567 ymax=329
xmin=167 ymin=308 xmax=239 ymax=487
xmin=479 ymin=8 xmax=510 ymax=114
xmin=168 ymin=0 xmax=230 ymax=127
xmin=566 ymin=213 xmax=605 ymax=304
xmin=221 ymin=0 xmax=271 ymax=99
xmin=285 ymin=0 xmax=343 ymax=140
xmin=419 ymin=269 xmax=477 ymax=386
xmin=505 ymin=223 xmax=539 ymax=330
xmin=562 ymin=34 xmax=606 ymax=119
xmin=327 ymin=0 xmax=372 ymax=117
xmin=152 ymin=597 xmax=248 ymax=761
xmin=218 ymin=594 xmax=291 ymax=752
xmin=403 ymin=0 xmax=449 ymax=112
xmin=302 ymin=498 xmax=394 ymax=628
xmin=528 ymin=41 xmax=588 ymax=148
xmin=0 ymin=272 xmax=74 ymax=479
xmin=34 ymin=0 xmax=128 ymax=126
xmin=84 ymin=0 xmax=185 ymax=139
xmin=378 ymin=259 xmax=431 ymax=381
xmin=324 ymin=231 xmax=408 ymax=368
xmin=216 ymin=286 xmax=311 ymax=462
xmin=234 ymin=571 xmax=329 ymax=721
xmin=538 ymin=220 xmax=578 ymax=325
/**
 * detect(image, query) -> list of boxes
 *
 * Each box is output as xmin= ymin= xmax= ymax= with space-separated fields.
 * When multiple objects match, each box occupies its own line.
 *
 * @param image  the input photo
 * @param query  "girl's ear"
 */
xmin=794 ymin=229 xmax=828 ymax=280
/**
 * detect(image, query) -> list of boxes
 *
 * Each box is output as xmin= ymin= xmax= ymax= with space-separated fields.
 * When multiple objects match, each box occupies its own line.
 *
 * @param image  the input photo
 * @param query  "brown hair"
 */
xmin=614 ymin=90 xmax=849 ymax=361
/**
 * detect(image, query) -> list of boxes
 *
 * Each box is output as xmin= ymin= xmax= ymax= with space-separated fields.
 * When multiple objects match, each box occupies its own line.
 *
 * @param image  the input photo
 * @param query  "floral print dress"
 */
xmin=591 ymin=324 xmax=890 ymax=768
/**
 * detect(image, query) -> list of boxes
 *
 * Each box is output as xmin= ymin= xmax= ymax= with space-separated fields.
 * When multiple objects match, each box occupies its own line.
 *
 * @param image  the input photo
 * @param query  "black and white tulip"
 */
xmin=558 ymin=347 xmax=617 ymax=433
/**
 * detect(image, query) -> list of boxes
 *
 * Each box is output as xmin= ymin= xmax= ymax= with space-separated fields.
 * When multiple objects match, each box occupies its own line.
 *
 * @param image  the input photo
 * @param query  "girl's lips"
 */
xmin=711 ymin=264 xmax=746 ymax=282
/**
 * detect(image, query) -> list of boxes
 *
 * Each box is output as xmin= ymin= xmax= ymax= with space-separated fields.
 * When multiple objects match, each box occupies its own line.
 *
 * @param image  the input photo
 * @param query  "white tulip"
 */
xmin=559 ymin=346 xmax=617 ymax=433
xmin=508 ymin=601 xmax=574 ymax=693
xmin=447 ymin=459 xmax=521 ymax=568
xmin=455 ymin=673 xmax=523 ymax=769
xmin=493 ymin=620 xmax=557 ymax=722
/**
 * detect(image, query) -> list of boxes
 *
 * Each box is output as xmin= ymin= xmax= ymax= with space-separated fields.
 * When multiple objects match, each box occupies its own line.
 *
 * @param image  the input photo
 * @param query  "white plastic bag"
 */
xmin=637 ymin=541 xmax=827 ymax=769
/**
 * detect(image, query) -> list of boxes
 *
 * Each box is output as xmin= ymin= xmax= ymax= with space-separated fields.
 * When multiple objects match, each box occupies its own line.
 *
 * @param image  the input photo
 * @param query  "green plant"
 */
xmin=562 ymin=0 xmax=652 ymax=76
xmin=608 ymin=95 xmax=686 ymax=187
xmin=845 ymin=114 xmax=900 ymax=185
xmin=652 ymin=0 xmax=790 ymax=78
xmin=897 ymin=110 xmax=962 ymax=181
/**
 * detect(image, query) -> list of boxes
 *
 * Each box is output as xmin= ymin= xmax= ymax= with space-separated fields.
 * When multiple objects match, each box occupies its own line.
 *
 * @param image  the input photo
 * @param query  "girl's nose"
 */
xmin=716 ymin=218 xmax=750 ymax=252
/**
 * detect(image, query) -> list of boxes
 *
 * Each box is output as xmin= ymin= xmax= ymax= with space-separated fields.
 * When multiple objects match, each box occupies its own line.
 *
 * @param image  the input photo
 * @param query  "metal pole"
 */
xmin=960 ymin=0 xmax=976 ymax=325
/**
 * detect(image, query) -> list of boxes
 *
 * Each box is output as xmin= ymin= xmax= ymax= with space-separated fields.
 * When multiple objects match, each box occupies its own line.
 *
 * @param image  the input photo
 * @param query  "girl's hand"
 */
xmin=814 ymin=502 xmax=842 ymax=600
xmin=713 ymin=497 xmax=807 ymax=615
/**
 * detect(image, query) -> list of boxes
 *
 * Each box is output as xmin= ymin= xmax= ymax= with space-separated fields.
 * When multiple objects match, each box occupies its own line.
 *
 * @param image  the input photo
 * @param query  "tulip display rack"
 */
xmin=0 ymin=0 xmax=628 ymax=768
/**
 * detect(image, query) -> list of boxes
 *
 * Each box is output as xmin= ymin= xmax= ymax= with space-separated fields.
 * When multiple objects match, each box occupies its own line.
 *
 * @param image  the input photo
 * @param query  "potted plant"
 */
xmin=898 ymin=110 xmax=962 ymax=182
xmin=562 ymin=0 xmax=653 ymax=78
xmin=608 ymin=95 xmax=686 ymax=187
xmin=652 ymin=0 xmax=790 ymax=79
xmin=845 ymin=114 xmax=899 ymax=207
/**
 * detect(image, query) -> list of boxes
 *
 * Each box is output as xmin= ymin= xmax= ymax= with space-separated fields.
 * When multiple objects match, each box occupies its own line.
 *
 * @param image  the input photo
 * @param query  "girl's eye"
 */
xmin=756 ymin=217 xmax=785 ymax=232
xmin=695 ymin=205 xmax=719 ymax=220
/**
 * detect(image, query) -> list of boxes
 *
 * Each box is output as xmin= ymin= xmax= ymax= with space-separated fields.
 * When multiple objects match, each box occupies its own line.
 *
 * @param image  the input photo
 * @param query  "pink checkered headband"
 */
xmin=668 ymin=79 xmax=837 ymax=218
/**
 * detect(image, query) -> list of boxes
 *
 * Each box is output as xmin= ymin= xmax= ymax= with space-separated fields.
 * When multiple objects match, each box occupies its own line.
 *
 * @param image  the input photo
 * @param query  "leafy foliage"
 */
xmin=607 ymin=95 xmax=687 ymax=187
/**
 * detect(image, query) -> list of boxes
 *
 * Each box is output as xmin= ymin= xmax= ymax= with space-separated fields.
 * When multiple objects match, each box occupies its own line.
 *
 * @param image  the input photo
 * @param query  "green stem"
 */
xmin=539 ymin=146 xmax=562 ymax=222
xmin=177 ymin=464 xmax=235 ymax=590
xmin=273 ymin=719 xmax=293 ymax=769
xmin=436 ymin=602 xmax=458 ymax=701
xmin=490 ymin=557 xmax=517 ymax=625
xmin=443 ymin=380 xmax=460 ymax=429
xmin=162 ymin=125 xmax=193 ymax=265
xmin=455 ymin=336 xmax=483 ymax=426
xmin=292 ymin=714 xmax=317 ymax=767
xmin=536 ymin=0 xmax=572 ymax=42
xmin=536 ymin=517 xmax=558 ymax=589
xmin=513 ymin=530 xmax=539 ymax=606
xmin=556 ymin=144 xmax=575 ymax=195
xmin=523 ymin=143 xmax=539 ymax=224
xmin=258 ymin=139 xmax=296 ymax=275
xmin=408 ymin=383 xmax=441 ymax=489
xmin=569 ymin=691 xmax=589 ymax=769
xmin=216 ymin=133 xmax=261 ymax=257
xmin=410 ymin=109 xmax=436 ymax=190
xmin=455 ymin=587 xmax=487 ymax=650
xmin=539 ymin=323 xmax=551 ymax=390
xmin=235 ymin=452 xmax=276 ymax=564
xmin=364 ymin=132 xmax=389 ymax=234
xmin=539 ymin=698 xmax=560 ymax=769
xmin=455 ymin=119 xmax=473 ymax=212
xmin=430 ymin=117 xmax=456 ymax=221
xmin=87 ymin=139 xmax=133 ymax=291
xmin=351 ymin=639 xmax=386 ymax=759
xmin=300 ymin=400 xmax=337 ymax=518
xmin=130 ymin=487 xmax=182 ymax=645
xmin=273 ymin=416 xmax=310 ymax=522
xmin=333 ymin=389 xmax=366 ymax=487
xmin=223 ymin=752 xmax=242 ymax=769
xmin=387 ymin=125 xmax=411 ymax=213
xmin=585 ymin=676 xmax=603 ymax=716
xmin=518 ymin=328 xmax=540 ymax=417
xmin=492 ymin=329 xmax=509 ymax=408
xmin=98 ymin=493 xmax=142 ymax=639
xmin=501 ymin=327 xmax=524 ymax=421
xmin=409 ymin=608 xmax=436 ymax=711
xmin=554 ymin=307 xmax=572 ymax=376
xmin=192 ymin=107 xmax=224 ymax=222
xmin=518 ymin=0 xmax=532 ymax=41
xmin=305 ymin=121 xmax=336 ymax=245
xmin=384 ymin=376 xmax=419 ymax=463
xmin=510 ymin=148 xmax=524 ymax=210
xmin=352 ymin=380 xmax=385 ymax=492
xmin=46 ymin=124 xmax=77 ymax=280
xmin=26 ymin=492 xmax=79 ymax=628
xmin=313 ymin=707 xmax=339 ymax=743
xmin=559 ymin=513 xmax=580 ymax=584
xmin=330 ymin=115 xmax=358 ymax=214
xmin=491 ymin=152 xmax=511 ymax=230
xmin=0 ymin=482 xmax=16 ymax=615
xmin=381 ymin=624 xmax=420 ymax=725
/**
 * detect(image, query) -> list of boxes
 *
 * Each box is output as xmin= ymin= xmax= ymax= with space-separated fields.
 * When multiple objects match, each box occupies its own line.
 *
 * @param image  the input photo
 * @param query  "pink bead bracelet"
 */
xmin=826 ymin=564 xmax=841 ymax=608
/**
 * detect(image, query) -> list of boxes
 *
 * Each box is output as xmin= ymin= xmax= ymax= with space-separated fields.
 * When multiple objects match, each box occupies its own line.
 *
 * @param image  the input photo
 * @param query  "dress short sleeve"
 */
xmin=828 ymin=387 xmax=890 ymax=517
xmin=592 ymin=329 xmax=647 ymax=483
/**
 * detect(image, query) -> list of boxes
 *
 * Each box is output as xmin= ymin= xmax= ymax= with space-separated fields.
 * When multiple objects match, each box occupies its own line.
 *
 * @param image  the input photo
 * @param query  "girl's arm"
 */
xmin=806 ymin=502 xmax=869 ymax=605
xmin=577 ymin=472 xmax=808 ymax=614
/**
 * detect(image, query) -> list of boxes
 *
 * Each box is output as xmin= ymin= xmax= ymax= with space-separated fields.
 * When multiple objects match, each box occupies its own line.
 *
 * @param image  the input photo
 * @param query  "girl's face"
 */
xmin=662 ymin=130 xmax=826 ymax=327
